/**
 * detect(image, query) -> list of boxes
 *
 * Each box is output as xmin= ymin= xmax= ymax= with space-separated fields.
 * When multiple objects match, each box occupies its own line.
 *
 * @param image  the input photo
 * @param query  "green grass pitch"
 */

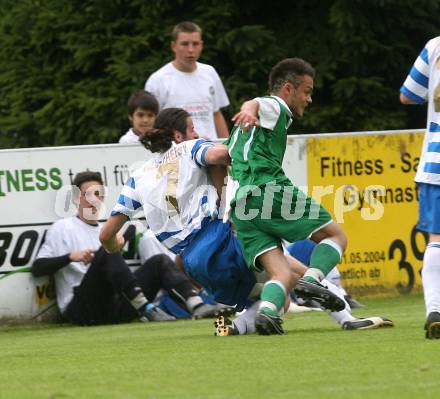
xmin=1 ymin=294 xmax=439 ymax=399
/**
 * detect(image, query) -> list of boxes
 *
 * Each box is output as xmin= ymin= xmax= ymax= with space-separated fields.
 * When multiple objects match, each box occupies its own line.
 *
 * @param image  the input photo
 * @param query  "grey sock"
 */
xmin=232 ymin=301 xmax=260 ymax=335
xmin=130 ymin=292 xmax=148 ymax=311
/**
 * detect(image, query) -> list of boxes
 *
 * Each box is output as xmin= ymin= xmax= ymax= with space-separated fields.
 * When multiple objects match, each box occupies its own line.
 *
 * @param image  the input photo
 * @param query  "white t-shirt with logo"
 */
xmin=145 ymin=62 xmax=229 ymax=140
xmin=36 ymin=217 xmax=102 ymax=313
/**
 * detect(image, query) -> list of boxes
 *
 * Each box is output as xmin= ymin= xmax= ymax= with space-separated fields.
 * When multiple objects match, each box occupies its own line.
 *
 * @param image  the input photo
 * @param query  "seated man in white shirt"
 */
xmin=32 ymin=171 xmax=225 ymax=325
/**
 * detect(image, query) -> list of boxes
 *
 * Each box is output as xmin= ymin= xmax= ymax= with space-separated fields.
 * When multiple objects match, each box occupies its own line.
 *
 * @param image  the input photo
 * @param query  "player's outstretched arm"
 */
xmin=232 ymin=99 xmax=260 ymax=130
xmin=100 ymin=213 xmax=128 ymax=253
xmin=204 ymin=144 xmax=230 ymax=166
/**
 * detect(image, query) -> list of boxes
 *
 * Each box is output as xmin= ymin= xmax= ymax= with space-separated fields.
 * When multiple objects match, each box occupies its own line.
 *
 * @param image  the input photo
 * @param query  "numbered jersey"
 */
xmin=225 ymin=96 xmax=293 ymax=206
xmin=400 ymin=36 xmax=440 ymax=185
xmin=112 ymin=139 xmax=219 ymax=254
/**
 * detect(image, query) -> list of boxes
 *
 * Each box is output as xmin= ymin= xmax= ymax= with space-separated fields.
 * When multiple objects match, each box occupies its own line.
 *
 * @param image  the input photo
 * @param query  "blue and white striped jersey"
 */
xmin=112 ymin=139 xmax=219 ymax=254
xmin=400 ymin=36 xmax=440 ymax=185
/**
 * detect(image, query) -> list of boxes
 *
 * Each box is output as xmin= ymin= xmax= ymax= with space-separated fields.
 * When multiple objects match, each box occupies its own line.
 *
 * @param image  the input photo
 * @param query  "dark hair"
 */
xmin=172 ymin=21 xmax=202 ymax=41
xmin=268 ymin=58 xmax=315 ymax=93
xmin=72 ymin=171 xmax=103 ymax=190
xmin=127 ymin=90 xmax=159 ymax=116
xmin=140 ymin=108 xmax=190 ymax=153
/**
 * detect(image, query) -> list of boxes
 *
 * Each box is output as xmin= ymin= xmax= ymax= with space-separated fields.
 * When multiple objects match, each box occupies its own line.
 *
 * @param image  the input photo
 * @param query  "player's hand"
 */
xmin=69 ymin=249 xmax=96 ymax=265
xmin=232 ymin=111 xmax=259 ymax=131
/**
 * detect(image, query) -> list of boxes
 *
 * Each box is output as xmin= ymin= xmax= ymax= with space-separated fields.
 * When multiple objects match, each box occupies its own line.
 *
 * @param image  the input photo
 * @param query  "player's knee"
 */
xmin=330 ymin=223 xmax=348 ymax=251
xmin=147 ymin=254 xmax=174 ymax=270
xmin=339 ymin=232 xmax=348 ymax=251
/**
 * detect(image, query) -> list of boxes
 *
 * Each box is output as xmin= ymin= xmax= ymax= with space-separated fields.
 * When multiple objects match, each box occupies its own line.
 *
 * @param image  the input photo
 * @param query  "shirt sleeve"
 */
xmin=255 ymin=97 xmax=282 ymax=130
xmin=111 ymin=176 xmax=143 ymax=218
xmin=36 ymin=221 xmax=63 ymax=259
xmin=400 ymin=42 xmax=430 ymax=104
xmin=211 ymin=67 xmax=230 ymax=111
xmin=32 ymin=255 xmax=71 ymax=277
xmin=190 ymin=139 xmax=215 ymax=168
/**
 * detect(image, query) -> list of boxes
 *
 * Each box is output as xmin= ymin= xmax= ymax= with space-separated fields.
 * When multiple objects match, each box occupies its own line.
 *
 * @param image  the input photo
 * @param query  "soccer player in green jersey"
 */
xmin=225 ymin=58 xmax=348 ymax=335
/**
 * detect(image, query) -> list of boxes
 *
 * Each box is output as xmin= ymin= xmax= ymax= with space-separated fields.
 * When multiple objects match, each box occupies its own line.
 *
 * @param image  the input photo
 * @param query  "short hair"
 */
xmin=172 ymin=21 xmax=202 ymax=42
xmin=268 ymin=58 xmax=315 ymax=93
xmin=140 ymin=108 xmax=190 ymax=153
xmin=72 ymin=171 xmax=103 ymax=190
xmin=127 ymin=90 xmax=159 ymax=116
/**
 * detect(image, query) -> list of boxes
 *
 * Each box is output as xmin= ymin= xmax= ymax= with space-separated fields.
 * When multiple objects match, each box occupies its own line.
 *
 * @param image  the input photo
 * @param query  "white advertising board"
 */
xmin=0 ymin=143 xmax=153 ymax=319
xmin=0 ymin=130 xmax=422 ymax=320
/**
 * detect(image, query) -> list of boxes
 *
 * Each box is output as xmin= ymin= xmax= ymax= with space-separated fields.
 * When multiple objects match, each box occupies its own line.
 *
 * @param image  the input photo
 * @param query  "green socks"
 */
xmin=259 ymin=280 xmax=286 ymax=317
xmin=305 ymin=239 xmax=342 ymax=282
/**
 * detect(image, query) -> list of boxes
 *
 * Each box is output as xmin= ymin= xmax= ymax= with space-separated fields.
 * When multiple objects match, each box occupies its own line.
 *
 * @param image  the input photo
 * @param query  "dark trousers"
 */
xmin=64 ymin=249 xmax=194 ymax=326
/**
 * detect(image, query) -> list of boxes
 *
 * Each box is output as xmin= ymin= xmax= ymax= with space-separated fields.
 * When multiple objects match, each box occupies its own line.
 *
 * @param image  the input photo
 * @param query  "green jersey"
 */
xmin=225 ymin=96 xmax=293 ymax=205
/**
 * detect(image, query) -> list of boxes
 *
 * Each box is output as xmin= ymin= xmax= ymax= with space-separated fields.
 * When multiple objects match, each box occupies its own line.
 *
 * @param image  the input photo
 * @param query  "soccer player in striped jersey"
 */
xmin=101 ymin=108 xmax=257 ymax=311
xmin=400 ymin=36 xmax=440 ymax=339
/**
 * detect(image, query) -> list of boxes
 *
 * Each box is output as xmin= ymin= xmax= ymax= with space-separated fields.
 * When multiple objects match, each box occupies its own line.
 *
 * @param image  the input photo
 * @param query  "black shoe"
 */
xmin=425 ymin=312 xmax=440 ymax=339
xmin=342 ymin=316 xmax=394 ymax=330
xmin=294 ymin=279 xmax=345 ymax=312
xmin=296 ymin=298 xmax=324 ymax=309
xmin=139 ymin=305 xmax=176 ymax=322
xmin=192 ymin=303 xmax=234 ymax=320
xmin=255 ymin=311 xmax=284 ymax=335
xmin=214 ymin=315 xmax=239 ymax=336
xmin=345 ymin=295 xmax=366 ymax=309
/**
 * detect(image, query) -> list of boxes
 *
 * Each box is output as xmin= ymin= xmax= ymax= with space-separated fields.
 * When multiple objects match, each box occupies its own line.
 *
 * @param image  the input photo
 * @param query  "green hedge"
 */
xmin=0 ymin=0 xmax=437 ymax=148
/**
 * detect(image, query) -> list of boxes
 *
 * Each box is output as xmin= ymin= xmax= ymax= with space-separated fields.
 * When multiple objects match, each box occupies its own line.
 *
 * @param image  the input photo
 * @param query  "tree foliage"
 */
xmin=0 ymin=0 xmax=438 ymax=148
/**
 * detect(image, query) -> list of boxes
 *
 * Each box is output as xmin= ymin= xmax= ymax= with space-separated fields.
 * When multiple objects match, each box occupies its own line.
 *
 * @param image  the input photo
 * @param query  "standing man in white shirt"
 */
xmin=145 ymin=21 xmax=230 ymax=140
xmin=400 ymin=36 xmax=440 ymax=339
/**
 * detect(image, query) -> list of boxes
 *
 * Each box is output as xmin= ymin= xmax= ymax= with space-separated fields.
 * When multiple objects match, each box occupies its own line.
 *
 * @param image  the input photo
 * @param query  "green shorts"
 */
xmin=231 ymin=184 xmax=332 ymax=270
